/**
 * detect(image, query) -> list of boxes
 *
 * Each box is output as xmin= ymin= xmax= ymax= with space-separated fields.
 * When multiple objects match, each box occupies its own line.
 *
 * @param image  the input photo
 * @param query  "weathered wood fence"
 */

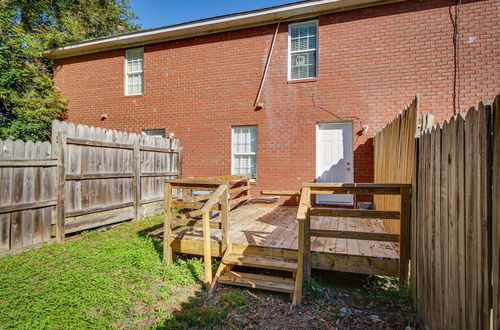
xmin=0 ymin=120 xmax=181 ymax=255
xmin=375 ymin=95 xmax=499 ymax=329
xmin=373 ymin=95 xmax=419 ymax=234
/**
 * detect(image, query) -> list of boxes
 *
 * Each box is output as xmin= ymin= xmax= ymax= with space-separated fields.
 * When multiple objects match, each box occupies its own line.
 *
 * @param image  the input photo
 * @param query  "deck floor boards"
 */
xmin=171 ymin=203 xmax=399 ymax=260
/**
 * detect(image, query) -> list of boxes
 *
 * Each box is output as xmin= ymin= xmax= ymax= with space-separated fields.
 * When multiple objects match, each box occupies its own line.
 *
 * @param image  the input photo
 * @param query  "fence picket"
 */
xmin=413 ymin=99 xmax=495 ymax=329
xmin=492 ymin=95 xmax=500 ymax=330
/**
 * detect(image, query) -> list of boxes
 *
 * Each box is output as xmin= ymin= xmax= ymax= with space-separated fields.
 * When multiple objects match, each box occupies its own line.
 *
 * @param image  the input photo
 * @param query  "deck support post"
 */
xmin=399 ymin=186 xmax=411 ymax=284
xmin=221 ymin=184 xmax=230 ymax=252
xmin=202 ymin=212 xmax=212 ymax=285
xmin=163 ymin=182 xmax=173 ymax=265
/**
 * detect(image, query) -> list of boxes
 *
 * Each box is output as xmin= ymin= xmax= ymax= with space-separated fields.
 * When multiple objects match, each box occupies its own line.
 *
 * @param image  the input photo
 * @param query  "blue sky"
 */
xmin=130 ymin=0 xmax=303 ymax=29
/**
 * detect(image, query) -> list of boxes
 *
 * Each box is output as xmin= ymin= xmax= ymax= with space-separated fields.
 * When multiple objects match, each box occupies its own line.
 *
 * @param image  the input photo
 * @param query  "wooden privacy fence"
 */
xmin=373 ymin=95 xmax=419 ymax=234
xmin=415 ymin=96 xmax=499 ymax=330
xmin=0 ymin=120 xmax=181 ymax=255
xmin=375 ymin=95 xmax=499 ymax=329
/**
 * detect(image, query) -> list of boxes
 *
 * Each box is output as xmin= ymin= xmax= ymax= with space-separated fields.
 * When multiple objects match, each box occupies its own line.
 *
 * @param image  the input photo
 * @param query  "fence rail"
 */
xmin=0 ymin=120 xmax=181 ymax=255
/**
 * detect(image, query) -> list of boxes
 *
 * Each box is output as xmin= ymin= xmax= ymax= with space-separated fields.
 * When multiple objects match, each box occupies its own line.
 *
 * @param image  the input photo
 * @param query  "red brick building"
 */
xmin=49 ymin=0 xmax=499 ymax=204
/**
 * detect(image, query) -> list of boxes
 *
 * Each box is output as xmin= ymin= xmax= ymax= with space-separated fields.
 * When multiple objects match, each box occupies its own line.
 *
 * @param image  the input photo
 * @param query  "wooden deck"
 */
xmin=170 ymin=202 xmax=400 ymax=277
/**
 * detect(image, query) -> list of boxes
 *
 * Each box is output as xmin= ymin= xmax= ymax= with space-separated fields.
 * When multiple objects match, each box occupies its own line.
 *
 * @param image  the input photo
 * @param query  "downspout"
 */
xmin=254 ymin=20 xmax=281 ymax=110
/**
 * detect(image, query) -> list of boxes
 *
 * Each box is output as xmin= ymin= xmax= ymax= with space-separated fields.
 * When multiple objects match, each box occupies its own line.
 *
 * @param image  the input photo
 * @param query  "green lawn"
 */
xmin=0 ymin=214 xmax=204 ymax=329
xmin=0 ymin=214 xmax=417 ymax=329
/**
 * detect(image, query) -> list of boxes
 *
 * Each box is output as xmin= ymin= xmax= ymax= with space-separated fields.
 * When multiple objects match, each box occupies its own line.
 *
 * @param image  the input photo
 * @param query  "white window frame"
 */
xmin=231 ymin=125 xmax=258 ymax=180
xmin=288 ymin=19 xmax=318 ymax=81
xmin=125 ymin=47 xmax=144 ymax=95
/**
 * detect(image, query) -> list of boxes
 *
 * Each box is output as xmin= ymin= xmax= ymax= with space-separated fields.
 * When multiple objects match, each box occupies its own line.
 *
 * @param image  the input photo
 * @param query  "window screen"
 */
xmin=232 ymin=126 xmax=257 ymax=179
xmin=126 ymin=48 xmax=144 ymax=95
xmin=289 ymin=21 xmax=317 ymax=80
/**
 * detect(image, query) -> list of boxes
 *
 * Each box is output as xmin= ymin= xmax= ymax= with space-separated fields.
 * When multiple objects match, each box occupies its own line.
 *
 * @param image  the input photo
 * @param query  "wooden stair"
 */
xmin=218 ymin=271 xmax=295 ymax=293
xmin=222 ymin=253 xmax=297 ymax=272
xmin=210 ymin=248 xmax=300 ymax=302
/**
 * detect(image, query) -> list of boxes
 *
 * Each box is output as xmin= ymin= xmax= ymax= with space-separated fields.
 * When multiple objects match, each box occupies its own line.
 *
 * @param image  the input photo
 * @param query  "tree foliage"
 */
xmin=0 ymin=0 xmax=140 ymax=141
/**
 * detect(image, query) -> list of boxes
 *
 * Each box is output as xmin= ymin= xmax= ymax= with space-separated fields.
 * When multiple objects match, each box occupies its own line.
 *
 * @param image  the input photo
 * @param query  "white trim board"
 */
xmin=46 ymin=0 xmax=405 ymax=59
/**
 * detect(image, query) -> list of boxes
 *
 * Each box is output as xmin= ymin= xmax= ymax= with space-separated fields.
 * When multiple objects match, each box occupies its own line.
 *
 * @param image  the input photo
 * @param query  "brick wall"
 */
xmin=54 ymin=0 xmax=500 ymax=201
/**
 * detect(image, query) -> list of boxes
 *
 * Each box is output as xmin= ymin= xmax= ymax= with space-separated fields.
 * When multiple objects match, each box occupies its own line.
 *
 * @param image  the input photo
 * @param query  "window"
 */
xmin=232 ymin=126 xmax=257 ymax=179
xmin=142 ymin=129 xmax=165 ymax=137
xmin=125 ymin=48 xmax=143 ymax=95
xmin=289 ymin=20 xmax=318 ymax=80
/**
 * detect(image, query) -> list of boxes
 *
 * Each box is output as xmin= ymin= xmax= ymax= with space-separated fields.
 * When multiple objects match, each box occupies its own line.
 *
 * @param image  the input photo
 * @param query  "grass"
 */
xmin=0 ymin=214 xmax=204 ymax=329
xmin=0 ymin=213 xmax=417 ymax=329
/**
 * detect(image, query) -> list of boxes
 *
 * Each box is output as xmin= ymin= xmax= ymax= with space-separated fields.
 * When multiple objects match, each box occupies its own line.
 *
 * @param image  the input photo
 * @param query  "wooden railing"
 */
xmin=163 ymin=174 xmax=251 ymax=285
xmin=293 ymin=183 xmax=411 ymax=305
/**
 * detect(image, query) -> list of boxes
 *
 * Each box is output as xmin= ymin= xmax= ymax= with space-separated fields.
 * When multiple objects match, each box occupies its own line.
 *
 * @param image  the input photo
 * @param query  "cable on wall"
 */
xmin=452 ymin=0 xmax=462 ymax=115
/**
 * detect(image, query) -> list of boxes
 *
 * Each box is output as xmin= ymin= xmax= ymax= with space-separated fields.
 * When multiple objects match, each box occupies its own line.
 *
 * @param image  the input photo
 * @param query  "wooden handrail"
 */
xmin=309 ymin=207 xmax=401 ymax=219
xmin=303 ymin=182 xmax=412 ymax=188
xmin=200 ymin=184 xmax=228 ymax=213
xmin=310 ymin=229 xmax=400 ymax=242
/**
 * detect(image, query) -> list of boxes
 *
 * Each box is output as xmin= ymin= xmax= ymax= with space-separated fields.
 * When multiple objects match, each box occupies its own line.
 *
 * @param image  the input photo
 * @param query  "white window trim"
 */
xmin=288 ymin=19 xmax=318 ymax=81
xmin=125 ymin=47 xmax=144 ymax=95
xmin=231 ymin=125 xmax=258 ymax=181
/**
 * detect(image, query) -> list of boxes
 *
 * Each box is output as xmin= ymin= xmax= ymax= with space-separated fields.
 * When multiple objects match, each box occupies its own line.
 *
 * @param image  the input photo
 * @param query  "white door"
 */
xmin=316 ymin=122 xmax=354 ymax=205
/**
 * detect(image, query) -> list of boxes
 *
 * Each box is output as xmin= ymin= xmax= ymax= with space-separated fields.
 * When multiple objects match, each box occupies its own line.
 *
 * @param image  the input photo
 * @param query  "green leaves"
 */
xmin=0 ymin=0 xmax=140 ymax=141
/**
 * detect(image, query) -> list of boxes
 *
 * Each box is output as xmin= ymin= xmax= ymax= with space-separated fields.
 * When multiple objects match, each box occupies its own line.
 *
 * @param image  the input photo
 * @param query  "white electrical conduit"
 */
xmin=254 ymin=20 xmax=281 ymax=108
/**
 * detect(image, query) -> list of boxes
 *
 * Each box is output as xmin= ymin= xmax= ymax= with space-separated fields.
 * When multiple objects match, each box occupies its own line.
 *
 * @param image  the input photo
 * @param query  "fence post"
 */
xmin=399 ymin=186 xmax=411 ymax=284
xmin=132 ymin=137 xmax=141 ymax=221
xmin=177 ymin=146 xmax=183 ymax=179
xmin=56 ymin=133 xmax=66 ymax=242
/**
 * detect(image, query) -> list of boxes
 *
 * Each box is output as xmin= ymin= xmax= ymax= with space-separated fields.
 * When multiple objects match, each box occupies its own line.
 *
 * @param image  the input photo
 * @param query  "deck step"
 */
xmin=218 ymin=271 xmax=295 ymax=293
xmin=222 ymin=253 xmax=297 ymax=271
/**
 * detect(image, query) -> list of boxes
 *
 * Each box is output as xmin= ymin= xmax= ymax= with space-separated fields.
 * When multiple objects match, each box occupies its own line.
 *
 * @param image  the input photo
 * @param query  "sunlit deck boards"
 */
xmin=170 ymin=203 xmax=400 ymax=276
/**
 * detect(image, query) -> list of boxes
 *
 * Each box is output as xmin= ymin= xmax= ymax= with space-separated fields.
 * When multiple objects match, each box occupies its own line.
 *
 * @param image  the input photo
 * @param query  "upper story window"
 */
xmin=288 ymin=20 xmax=318 ymax=80
xmin=125 ymin=48 xmax=143 ymax=95
xmin=232 ymin=126 xmax=257 ymax=179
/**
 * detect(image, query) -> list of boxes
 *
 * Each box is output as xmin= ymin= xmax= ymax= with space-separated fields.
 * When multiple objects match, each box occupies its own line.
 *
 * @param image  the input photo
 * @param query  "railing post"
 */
xmin=293 ymin=213 xmax=305 ymax=305
xmin=246 ymin=177 xmax=251 ymax=199
xmin=220 ymin=185 xmax=230 ymax=252
xmin=56 ymin=132 xmax=66 ymax=242
xmin=163 ymin=182 xmax=173 ymax=265
xmin=303 ymin=209 xmax=312 ymax=279
xmin=202 ymin=211 xmax=212 ymax=285
xmin=399 ymin=186 xmax=411 ymax=284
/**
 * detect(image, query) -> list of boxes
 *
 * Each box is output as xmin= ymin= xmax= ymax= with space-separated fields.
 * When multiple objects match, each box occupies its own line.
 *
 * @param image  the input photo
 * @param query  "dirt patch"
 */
xmin=154 ymin=271 xmax=421 ymax=329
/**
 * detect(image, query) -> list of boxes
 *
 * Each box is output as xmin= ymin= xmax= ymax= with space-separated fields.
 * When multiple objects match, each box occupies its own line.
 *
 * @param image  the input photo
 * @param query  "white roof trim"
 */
xmin=47 ymin=0 xmax=402 ymax=59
